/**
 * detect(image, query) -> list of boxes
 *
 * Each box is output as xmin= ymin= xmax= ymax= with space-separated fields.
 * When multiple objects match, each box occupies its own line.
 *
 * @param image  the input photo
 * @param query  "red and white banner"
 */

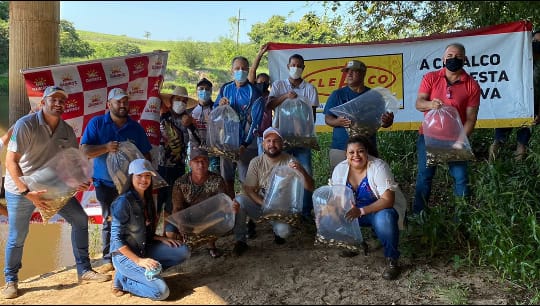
xmin=267 ymin=21 xmax=534 ymax=131
xmin=7 ymin=51 xmax=169 ymax=224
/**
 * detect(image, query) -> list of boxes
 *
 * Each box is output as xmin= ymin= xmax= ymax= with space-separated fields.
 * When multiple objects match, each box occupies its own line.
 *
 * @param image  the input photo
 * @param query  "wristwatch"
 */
xmin=20 ymin=189 xmax=30 ymax=196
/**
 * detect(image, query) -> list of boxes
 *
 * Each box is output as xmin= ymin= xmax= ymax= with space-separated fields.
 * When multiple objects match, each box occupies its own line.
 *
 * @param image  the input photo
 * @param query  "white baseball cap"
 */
xmin=128 ymin=159 xmax=157 ymax=176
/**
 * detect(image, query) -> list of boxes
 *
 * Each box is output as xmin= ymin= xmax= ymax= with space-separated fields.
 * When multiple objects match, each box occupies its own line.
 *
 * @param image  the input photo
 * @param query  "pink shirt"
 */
xmin=418 ymin=68 xmax=481 ymax=134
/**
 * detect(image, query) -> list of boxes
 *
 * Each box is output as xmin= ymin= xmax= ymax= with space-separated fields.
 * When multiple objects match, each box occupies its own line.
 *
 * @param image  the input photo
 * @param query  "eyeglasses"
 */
xmin=446 ymin=86 xmax=452 ymax=99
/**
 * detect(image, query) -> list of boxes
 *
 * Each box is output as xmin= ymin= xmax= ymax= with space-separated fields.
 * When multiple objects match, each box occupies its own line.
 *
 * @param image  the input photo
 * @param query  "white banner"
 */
xmin=267 ymin=21 xmax=534 ymax=132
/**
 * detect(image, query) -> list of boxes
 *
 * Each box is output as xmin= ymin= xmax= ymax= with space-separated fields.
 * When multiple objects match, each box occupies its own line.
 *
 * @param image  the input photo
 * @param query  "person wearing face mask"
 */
xmin=157 ymin=86 xmax=198 ymax=235
xmin=190 ymin=78 xmax=220 ymax=173
xmin=489 ymin=30 xmax=540 ymax=162
xmin=413 ymin=43 xmax=481 ymax=214
xmin=268 ymin=53 xmax=320 ymax=225
xmin=214 ymin=56 xmax=264 ymax=200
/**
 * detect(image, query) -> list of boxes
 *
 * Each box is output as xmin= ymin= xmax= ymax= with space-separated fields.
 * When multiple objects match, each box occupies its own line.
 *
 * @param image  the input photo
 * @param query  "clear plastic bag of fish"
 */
xmin=312 ymin=185 xmax=364 ymax=252
xmin=329 ymin=87 xmax=395 ymax=138
xmin=422 ymin=105 xmax=475 ymax=166
xmin=106 ymin=141 xmax=168 ymax=194
xmin=262 ymin=166 xmax=305 ymax=222
xmin=20 ymin=147 xmax=93 ymax=223
xmin=166 ymin=193 xmax=235 ymax=237
xmin=205 ymin=105 xmax=240 ymax=160
xmin=272 ymin=97 xmax=319 ymax=150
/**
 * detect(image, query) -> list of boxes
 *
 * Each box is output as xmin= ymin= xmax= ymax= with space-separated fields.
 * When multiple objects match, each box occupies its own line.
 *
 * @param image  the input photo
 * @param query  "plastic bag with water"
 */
xmin=106 ymin=141 xmax=168 ymax=194
xmin=272 ymin=97 xmax=319 ymax=150
xmin=262 ymin=165 xmax=305 ymax=217
xmin=20 ymin=147 xmax=93 ymax=223
xmin=312 ymin=185 xmax=363 ymax=250
xmin=205 ymin=105 xmax=240 ymax=160
xmin=166 ymin=193 xmax=235 ymax=236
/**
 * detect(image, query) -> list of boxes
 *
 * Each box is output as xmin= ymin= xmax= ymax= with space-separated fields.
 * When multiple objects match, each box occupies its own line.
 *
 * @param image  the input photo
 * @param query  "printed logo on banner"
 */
xmin=128 ymin=100 xmax=146 ymax=121
xmin=24 ymin=71 xmax=54 ymax=96
xmin=148 ymin=55 xmax=167 ymax=77
xmin=77 ymin=63 xmax=107 ymax=91
xmin=64 ymin=116 xmax=84 ymax=139
xmin=139 ymin=119 xmax=161 ymax=145
xmin=125 ymin=56 xmax=150 ymax=81
xmin=128 ymin=78 xmax=149 ymax=101
xmin=148 ymin=76 xmax=164 ymax=97
xmin=84 ymin=88 xmax=108 ymax=115
xmin=62 ymin=92 xmax=85 ymax=119
xmin=303 ymin=54 xmax=404 ymax=108
xmin=140 ymin=96 xmax=161 ymax=121
xmin=103 ymin=62 xmax=129 ymax=86
xmin=51 ymin=66 xmax=83 ymax=93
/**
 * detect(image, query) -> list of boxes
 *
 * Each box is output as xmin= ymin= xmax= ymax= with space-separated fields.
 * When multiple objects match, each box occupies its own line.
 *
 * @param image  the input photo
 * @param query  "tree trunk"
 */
xmin=8 ymin=1 xmax=59 ymax=126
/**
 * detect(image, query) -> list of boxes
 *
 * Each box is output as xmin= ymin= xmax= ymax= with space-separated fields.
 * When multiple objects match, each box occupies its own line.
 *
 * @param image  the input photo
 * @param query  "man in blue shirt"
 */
xmin=324 ymin=60 xmax=394 ymax=172
xmin=80 ymin=88 xmax=152 ymax=272
xmin=214 ymin=56 xmax=264 ymax=199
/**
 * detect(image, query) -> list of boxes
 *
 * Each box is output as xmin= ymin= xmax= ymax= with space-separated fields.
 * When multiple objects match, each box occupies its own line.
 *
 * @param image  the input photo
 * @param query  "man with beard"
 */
xmin=230 ymin=127 xmax=314 ymax=256
xmin=80 ymin=87 xmax=152 ymax=273
xmin=2 ymin=86 xmax=111 ymax=299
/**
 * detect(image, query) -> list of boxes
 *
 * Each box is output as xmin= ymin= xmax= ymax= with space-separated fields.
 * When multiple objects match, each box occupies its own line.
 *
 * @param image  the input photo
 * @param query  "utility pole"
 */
xmin=236 ymin=8 xmax=246 ymax=50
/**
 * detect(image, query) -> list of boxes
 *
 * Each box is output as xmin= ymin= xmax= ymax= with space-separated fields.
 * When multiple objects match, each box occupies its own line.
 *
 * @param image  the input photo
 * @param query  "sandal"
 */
xmin=208 ymin=248 xmax=223 ymax=259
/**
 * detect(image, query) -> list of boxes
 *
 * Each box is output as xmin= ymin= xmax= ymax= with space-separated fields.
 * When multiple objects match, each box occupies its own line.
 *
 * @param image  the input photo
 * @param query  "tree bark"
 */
xmin=8 ymin=1 xmax=59 ymax=125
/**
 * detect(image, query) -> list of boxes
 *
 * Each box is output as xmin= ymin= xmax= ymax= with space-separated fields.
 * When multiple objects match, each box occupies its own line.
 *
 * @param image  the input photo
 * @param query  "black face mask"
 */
xmin=255 ymin=82 xmax=269 ymax=94
xmin=445 ymin=57 xmax=464 ymax=72
xmin=533 ymin=41 xmax=540 ymax=54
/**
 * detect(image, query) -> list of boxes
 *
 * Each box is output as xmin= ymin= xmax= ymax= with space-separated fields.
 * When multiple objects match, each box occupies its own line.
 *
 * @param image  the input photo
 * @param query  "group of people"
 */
xmin=1 ymin=35 xmax=536 ymax=301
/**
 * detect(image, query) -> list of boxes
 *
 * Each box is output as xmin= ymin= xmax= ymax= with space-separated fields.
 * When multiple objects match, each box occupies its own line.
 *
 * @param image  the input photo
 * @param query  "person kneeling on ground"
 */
xmin=166 ymin=147 xmax=227 ymax=259
xmin=231 ymin=127 xmax=314 ymax=256
xmin=331 ymin=136 xmax=407 ymax=281
xmin=110 ymin=159 xmax=191 ymax=300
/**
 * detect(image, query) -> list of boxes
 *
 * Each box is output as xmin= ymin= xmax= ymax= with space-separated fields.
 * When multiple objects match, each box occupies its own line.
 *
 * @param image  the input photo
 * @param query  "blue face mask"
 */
xmin=233 ymin=70 xmax=248 ymax=83
xmin=197 ymin=89 xmax=211 ymax=102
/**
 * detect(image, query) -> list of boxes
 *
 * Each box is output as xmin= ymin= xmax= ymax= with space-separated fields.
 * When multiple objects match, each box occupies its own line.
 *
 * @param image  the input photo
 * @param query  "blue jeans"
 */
xmin=494 ymin=127 xmax=531 ymax=146
xmin=285 ymin=147 xmax=314 ymax=219
xmin=413 ymin=135 xmax=470 ymax=214
xmin=112 ymin=242 xmax=190 ymax=301
xmin=157 ymin=165 xmax=185 ymax=215
xmin=358 ymin=208 xmax=400 ymax=259
xmin=4 ymin=192 xmax=92 ymax=283
xmin=233 ymin=194 xmax=291 ymax=242
xmin=94 ymin=183 xmax=118 ymax=264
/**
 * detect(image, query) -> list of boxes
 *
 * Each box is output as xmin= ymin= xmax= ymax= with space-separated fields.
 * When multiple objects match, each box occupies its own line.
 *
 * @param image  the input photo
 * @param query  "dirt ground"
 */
xmin=0 ymin=222 xmax=524 ymax=305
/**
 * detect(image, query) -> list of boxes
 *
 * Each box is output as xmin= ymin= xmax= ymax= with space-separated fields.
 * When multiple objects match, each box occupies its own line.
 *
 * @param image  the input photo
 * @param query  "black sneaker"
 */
xmin=247 ymin=219 xmax=257 ymax=239
xmin=274 ymin=234 xmax=286 ymax=245
xmin=232 ymin=241 xmax=249 ymax=256
xmin=382 ymin=258 xmax=401 ymax=280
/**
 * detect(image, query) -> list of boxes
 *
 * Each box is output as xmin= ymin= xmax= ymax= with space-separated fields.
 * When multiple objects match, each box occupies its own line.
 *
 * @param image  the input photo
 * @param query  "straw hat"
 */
xmin=159 ymin=86 xmax=198 ymax=109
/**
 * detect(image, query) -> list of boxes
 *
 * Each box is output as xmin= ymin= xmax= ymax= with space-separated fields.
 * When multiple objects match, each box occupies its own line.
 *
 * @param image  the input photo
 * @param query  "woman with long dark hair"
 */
xmin=110 ymin=159 xmax=190 ymax=300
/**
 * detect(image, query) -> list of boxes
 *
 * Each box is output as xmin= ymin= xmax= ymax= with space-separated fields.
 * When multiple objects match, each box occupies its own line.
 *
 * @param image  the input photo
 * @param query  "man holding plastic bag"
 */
xmin=413 ymin=43 xmax=481 ymax=214
xmin=230 ymin=127 xmax=314 ymax=256
xmin=324 ymin=60 xmax=395 ymax=171
xmin=3 ymin=86 xmax=111 ymax=299
xmin=267 ymin=53 xmax=320 ymax=224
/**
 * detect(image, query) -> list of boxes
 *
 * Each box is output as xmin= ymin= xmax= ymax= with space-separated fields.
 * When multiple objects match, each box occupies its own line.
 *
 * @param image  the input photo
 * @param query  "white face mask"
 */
xmin=172 ymin=101 xmax=187 ymax=114
xmin=288 ymin=67 xmax=303 ymax=80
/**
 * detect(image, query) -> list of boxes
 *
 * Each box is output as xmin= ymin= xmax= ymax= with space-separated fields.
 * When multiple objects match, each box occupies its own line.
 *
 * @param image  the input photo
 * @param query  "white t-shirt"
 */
xmin=269 ymin=79 xmax=320 ymax=107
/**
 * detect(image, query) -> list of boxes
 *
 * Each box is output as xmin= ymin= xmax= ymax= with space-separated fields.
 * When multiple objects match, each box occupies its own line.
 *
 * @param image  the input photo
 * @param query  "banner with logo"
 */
xmin=267 ymin=21 xmax=534 ymax=132
xmin=8 ymin=51 xmax=169 ymax=224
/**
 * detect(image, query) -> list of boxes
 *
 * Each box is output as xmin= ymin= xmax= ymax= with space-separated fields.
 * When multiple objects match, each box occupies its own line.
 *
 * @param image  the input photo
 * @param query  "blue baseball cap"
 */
xmin=108 ymin=88 xmax=128 ymax=101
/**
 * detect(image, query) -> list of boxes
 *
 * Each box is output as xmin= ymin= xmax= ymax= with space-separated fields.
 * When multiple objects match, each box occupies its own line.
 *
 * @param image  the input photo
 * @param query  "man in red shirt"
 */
xmin=413 ymin=43 xmax=481 ymax=214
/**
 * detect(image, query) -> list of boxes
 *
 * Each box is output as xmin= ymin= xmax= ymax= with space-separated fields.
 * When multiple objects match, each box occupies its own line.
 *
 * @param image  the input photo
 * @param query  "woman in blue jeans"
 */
xmin=110 ymin=159 xmax=190 ymax=300
xmin=331 ymin=136 xmax=407 ymax=280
